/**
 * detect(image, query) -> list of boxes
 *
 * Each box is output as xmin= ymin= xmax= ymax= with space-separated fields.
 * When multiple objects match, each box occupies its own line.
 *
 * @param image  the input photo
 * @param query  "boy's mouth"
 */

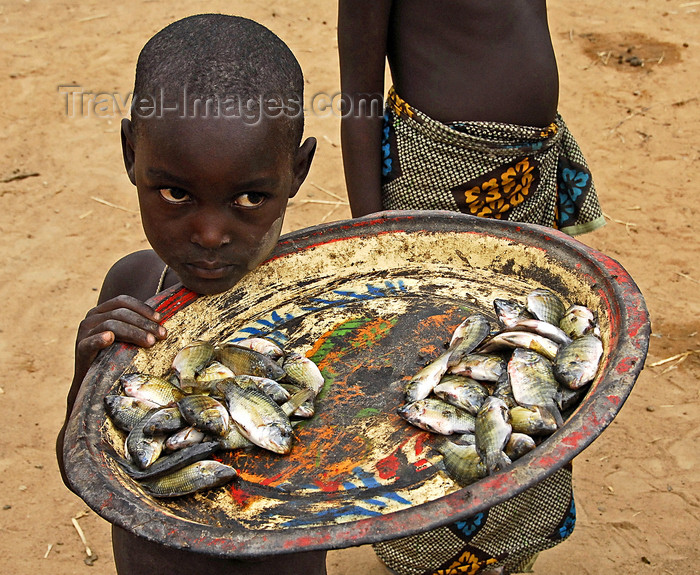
xmin=184 ymin=261 xmax=234 ymax=280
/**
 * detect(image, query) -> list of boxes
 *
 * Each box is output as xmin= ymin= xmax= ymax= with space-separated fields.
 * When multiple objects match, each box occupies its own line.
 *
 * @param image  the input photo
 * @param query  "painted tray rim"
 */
xmin=63 ymin=210 xmax=650 ymax=558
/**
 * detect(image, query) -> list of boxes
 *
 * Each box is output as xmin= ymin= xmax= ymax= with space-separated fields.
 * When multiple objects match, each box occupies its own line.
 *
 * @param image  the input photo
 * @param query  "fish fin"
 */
xmin=282 ymin=388 xmax=314 ymax=416
xmin=543 ymin=403 xmax=565 ymax=428
xmin=291 ymin=401 xmax=315 ymax=418
xmin=484 ymin=452 xmax=512 ymax=475
xmin=115 ymin=456 xmax=141 ymax=478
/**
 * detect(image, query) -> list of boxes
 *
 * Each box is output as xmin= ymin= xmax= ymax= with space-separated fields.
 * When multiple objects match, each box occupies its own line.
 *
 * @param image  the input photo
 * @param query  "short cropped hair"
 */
xmin=131 ymin=14 xmax=304 ymax=148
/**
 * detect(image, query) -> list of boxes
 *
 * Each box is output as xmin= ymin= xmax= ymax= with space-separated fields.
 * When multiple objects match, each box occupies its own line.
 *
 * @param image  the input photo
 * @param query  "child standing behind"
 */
xmin=338 ymin=2 xmax=592 ymax=574
xmin=338 ymin=0 xmax=605 ymax=236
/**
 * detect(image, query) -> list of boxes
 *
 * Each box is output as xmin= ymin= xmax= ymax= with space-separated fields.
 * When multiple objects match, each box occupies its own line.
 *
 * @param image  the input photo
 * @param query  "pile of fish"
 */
xmin=104 ymin=337 xmax=324 ymax=497
xmin=397 ymin=288 xmax=603 ymax=486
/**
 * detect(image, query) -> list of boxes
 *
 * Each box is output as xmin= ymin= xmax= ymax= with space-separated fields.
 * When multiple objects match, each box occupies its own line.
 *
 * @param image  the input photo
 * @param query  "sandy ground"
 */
xmin=1 ymin=0 xmax=698 ymax=573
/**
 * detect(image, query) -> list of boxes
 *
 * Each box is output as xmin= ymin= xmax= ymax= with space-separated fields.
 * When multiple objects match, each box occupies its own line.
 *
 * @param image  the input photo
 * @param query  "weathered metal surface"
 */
xmin=63 ymin=210 xmax=650 ymax=558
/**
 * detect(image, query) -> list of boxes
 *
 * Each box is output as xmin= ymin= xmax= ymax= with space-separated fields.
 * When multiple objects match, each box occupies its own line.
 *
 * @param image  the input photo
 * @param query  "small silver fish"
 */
xmin=433 ymin=375 xmax=489 ymax=415
xmin=234 ymin=374 xmax=290 ymax=404
xmin=404 ymin=351 xmax=452 ymax=402
xmin=177 ymin=395 xmax=231 ymax=437
xmin=504 ymin=318 xmax=572 ymax=347
xmin=478 ymin=331 xmax=559 ymax=361
xmin=526 ymin=288 xmax=566 ymax=326
xmin=282 ymin=352 xmax=325 ymax=397
xmin=190 ymin=361 xmax=236 ymax=394
xmin=492 ymin=375 xmax=518 ymax=409
xmin=164 ymin=426 xmax=206 ymax=452
xmin=447 ymin=314 xmax=486 ymax=347
xmin=120 ymin=373 xmax=185 ymax=407
xmin=553 ymin=334 xmax=604 ymax=389
xmin=119 ymin=441 xmax=220 ymax=481
xmin=140 ymin=460 xmax=238 ymax=498
xmin=104 ymin=394 xmax=158 ymax=432
xmin=126 ymin=412 xmax=167 ymax=469
xmin=215 ymin=343 xmax=287 ymax=380
xmin=197 ymin=360 xmax=235 ymax=382
xmin=559 ymin=305 xmax=600 ymax=339
xmin=141 ymin=406 xmax=186 ymax=436
xmin=446 ymin=314 xmax=492 ymax=368
xmin=232 ymin=337 xmax=285 ymax=360
xmin=475 ymin=396 xmax=512 ymax=474
xmin=437 ymin=441 xmax=487 ymax=486
xmin=217 ymin=425 xmax=254 ymax=451
xmin=398 ymin=398 xmax=476 ymax=435
xmin=218 ymin=380 xmax=294 ymax=454
xmin=447 ymin=353 xmax=506 ymax=382
xmin=508 ymin=348 xmax=563 ymax=427
xmin=493 ymin=298 xmax=534 ymax=328
xmin=509 ymin=405 xmax=559 ymax=436
xmin=172 ymin=341 xmax=216 ymax=392
xmin=504 ymin=432 xmax=537 ymax=460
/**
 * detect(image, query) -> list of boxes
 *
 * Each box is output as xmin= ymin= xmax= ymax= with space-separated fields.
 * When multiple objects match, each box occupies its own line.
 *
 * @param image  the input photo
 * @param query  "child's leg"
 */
xmin=112 ymin=525 xmax=328 ymax=575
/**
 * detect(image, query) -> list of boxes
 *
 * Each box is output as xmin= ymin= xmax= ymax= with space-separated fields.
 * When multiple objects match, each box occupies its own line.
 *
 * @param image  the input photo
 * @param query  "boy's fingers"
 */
xmin=86 ymin=307 xmax=167 ymax=340
xmin=107 ymin=308 xmax=165 ymax=337
xmin=89 ymin=295 xmax=162 ymax=323
xmin=76 ymin=331 xmax=115 ymax=366
xmin=97 ymin=318 xmax=164 ymax=347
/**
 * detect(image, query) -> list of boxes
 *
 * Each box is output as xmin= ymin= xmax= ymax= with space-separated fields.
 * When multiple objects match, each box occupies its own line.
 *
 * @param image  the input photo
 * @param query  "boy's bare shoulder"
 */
xmin=99 ymin=249 xmax=167 ymax=303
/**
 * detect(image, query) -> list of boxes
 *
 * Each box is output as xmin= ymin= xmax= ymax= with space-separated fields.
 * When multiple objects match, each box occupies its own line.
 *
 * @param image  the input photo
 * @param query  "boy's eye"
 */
xmin=234 ymin=192 xmax=267 ymax=208
xmin=159 ymin=188 xmax=190 ymax=203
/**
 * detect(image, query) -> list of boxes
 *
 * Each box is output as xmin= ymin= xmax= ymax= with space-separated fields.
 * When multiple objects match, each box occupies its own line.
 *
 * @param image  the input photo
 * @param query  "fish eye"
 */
xmin=234 ymin=192 xmax=267 ymax=208
xmin=159 ymin=187 xmax=190 ymax=203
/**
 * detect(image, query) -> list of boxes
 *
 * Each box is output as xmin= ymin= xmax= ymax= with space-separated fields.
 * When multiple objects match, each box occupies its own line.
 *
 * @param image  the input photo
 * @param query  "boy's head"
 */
xmin=130 ymin=13 xmax=305 ymax=148
xmin=121 ymin=14 xmax=316 ymax=296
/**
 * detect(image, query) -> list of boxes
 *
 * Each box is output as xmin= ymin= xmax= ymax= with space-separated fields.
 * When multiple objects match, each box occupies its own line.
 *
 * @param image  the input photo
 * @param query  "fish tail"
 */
xmin=545 ymin=403 xmax=565 ymax=428
xmin=484 ymin=451 xmax=512 ymax=475
xmin=282 ymin=388 xmax=314 ymax=417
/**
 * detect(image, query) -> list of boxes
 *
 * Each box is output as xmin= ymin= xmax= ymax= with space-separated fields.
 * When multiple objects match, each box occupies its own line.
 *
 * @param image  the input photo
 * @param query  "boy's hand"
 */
xmin=75 ymin=295 xmax=167 ymax=378
xmin=59 ymin=295 xmax=168 ymax=488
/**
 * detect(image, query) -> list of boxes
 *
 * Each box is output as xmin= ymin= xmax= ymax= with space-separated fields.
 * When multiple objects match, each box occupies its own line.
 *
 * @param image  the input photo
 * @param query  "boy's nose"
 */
xmin=190 ymin=213 xmax=232 ymax=249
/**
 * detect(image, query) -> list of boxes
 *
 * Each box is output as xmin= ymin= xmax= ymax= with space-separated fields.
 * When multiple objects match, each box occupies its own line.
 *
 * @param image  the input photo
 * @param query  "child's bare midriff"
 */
xmin=386 ymin=0 xmax=559 ymax=127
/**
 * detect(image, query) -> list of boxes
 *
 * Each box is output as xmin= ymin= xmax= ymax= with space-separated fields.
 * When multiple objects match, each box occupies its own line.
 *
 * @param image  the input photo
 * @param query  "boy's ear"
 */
xmin=121 ymin=118 xmax=137 ymax=185
xmin=289 ymin=137 xmax=317 ymax=199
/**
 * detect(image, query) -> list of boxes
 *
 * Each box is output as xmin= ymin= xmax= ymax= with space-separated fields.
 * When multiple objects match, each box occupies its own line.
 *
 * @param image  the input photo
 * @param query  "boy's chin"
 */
xmin=179 ymin=273 xmax=243 ymax=296
xmin=173 ymin=254 xmax=275 ymax=296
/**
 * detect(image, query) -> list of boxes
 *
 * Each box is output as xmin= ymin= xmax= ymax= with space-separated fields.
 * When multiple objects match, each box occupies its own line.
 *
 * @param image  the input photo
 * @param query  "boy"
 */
xmin=56 ymin=14 xmax=324 ymax=575
xmin=338 ymin=0 xmax=605 ymax=237
xmin=338 ymin=2 xmax=585 ymax=574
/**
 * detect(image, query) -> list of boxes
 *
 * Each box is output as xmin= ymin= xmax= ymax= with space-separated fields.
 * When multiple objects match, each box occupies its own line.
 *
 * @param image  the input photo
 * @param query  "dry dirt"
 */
xmin=1 ymin=1 xmax=698 ymax=574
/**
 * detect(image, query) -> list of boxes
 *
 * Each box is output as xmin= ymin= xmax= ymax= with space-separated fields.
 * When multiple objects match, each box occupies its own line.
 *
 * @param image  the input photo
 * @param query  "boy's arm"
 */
xmin=338 ymin=0 xmax=393 ymax=218
xmin=56 ymin=250 xmax=169 ymax=489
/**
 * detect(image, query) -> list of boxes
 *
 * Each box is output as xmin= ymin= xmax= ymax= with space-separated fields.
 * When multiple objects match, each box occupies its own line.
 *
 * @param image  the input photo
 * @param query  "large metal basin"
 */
xmin=63 ymin=211 xmax=650 ymax=558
